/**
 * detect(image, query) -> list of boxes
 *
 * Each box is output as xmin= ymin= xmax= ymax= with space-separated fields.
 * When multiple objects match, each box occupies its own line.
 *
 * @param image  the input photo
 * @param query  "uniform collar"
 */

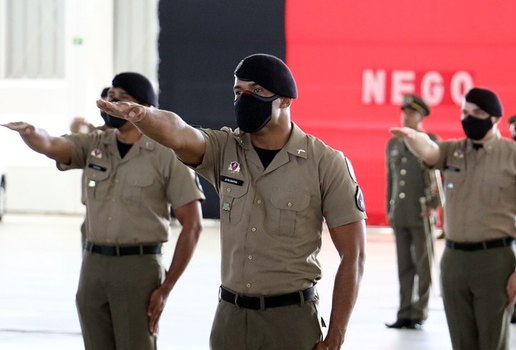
xmin=285 ymin=123 xmax=308 ymax=159
xmin=465 ymin=130 xmax=501 ymax=153
xmin=101 ymin=130 xmax=155 ymax=153
xmin=234 ymin=123 xmax=308 ymax=159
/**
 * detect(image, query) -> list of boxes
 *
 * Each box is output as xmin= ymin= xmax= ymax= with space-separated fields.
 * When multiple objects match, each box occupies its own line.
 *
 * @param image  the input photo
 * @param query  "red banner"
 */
xmin=286 ymin=0 xmax=516 ymax=225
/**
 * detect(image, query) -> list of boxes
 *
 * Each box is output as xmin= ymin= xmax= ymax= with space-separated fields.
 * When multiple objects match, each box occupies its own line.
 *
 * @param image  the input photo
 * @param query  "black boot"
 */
xmin=385 ymin=318 xmax=423 ymax=329
xmin=385 ymin=319 xmax=410 ymax=329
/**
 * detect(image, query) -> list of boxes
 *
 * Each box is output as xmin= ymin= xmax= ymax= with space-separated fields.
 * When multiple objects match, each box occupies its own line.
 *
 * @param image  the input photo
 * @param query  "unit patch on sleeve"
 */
xmin=355 ymin=186 xmax=366 ymax=212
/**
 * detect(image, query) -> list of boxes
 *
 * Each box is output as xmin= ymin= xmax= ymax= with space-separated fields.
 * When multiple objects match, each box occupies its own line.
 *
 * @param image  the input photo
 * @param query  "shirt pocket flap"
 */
xmin=271 ymin=190 xmax=310 ymax=211
xmin=127 ymin=174 xmax=154 ymax=187
xmin=221 ymin=182 xmax=248 ymax=198
xmin=85 ymin=167 xmax=110 ymax=181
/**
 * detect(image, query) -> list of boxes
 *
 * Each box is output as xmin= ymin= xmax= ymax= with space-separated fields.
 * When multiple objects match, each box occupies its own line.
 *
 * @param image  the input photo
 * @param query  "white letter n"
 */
xmin=362 ymin=69 xmax=386 ymax=105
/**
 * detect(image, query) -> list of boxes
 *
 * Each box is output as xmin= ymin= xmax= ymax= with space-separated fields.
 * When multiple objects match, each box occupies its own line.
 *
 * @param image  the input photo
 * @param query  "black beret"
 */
xmin=112 ymin=72 xmax=158 ymax=107
xmin=508 ymin=115 xmax=516 ymax=125
xmin=234 ymin=53 xmax=297 ymax=98
xmin=401 ymin=95 xmax=430 ymax=117
xmin=464 ymin=88 xmax=502 ymax=117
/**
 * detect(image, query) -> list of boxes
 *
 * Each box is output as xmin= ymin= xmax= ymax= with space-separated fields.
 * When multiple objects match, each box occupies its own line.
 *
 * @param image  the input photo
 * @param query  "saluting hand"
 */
xmin=96 ymin=99 xmax=148 ymax=123
xmin=1 ymin=122 xmax=36 ymax=136
xmin=506 ymin=271 xmax=516 ymax=307
xmin=389 ymin=127 xmax=417 ymax=139
xmin=147 ymin=285 xmax=170 ymax=335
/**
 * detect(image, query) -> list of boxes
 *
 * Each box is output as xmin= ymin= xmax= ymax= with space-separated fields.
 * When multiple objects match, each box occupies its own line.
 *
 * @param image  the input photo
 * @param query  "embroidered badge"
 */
xmin=228 ymin=161 xmax=240 ymax=173
xmin=90 ymin=148 xmax=102 ymax=158
xmin=222 ymin=202 xmax=231 ymax=211
xmin=453 ymin=150 xmax=464 ymax=159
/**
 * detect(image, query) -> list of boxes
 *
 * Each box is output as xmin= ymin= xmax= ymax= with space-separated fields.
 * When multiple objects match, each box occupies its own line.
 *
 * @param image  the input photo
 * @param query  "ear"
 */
xmin=279 ymin=97 xmax=292 ymax=108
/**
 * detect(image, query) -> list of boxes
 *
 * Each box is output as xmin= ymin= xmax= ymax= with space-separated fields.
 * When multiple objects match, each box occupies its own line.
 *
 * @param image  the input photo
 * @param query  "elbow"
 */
xmin=422 ymin=142 xmax=440 ymax=166
xmin=192 ymin=221 xmax=203 ymax=240
xmin=183 ymin=218 xmax=202 ymax=244
xmin=189 ymin=218 xmax=203 ymax=244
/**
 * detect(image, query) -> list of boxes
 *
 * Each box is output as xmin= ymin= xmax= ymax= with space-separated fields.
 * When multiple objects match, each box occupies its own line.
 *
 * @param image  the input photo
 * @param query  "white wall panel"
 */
xmin=0 ymin=0 xmax=159 ymax=214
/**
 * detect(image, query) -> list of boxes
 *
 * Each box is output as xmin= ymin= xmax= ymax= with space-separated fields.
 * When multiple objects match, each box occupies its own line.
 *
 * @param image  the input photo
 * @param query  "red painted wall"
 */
xmin=285 ymin=1 xmax=516 ymax=225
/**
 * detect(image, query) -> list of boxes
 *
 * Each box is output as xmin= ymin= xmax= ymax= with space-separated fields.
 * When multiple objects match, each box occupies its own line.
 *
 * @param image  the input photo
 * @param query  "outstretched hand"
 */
xmin=96 ymin=99 xmax=148 ymax=123
xmin=389 ymin=126 xmax=416 ymax=139
xmin=1 ymin=122 xmax=35 ymax=136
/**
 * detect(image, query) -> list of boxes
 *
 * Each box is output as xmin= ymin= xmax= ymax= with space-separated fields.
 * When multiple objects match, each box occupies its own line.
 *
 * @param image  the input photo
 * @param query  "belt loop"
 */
xmin=259 ymin=296 xmax=265 ymax=311
xmin=139 ymin=245 xmax=143 ymax=256
xmin=218 ymin=286 xmax=222 ymax=302
xmin=115 ymin=246 xmax=120 ymax=256
xmin=234 ymin=293 xmax=239 ymax=308
xmin=299 ymin=290 xmax=305 ymax=306
xmin=482 ymin=241 xmax=487 ymax=250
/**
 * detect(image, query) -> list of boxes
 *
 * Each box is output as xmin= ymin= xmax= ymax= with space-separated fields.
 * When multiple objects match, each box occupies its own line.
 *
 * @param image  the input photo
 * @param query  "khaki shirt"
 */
xmin=387 ymin=134 xmax=438 ymax=227
xmin=433 ymin=134 xmax=516 ymax=242
xmin=58 ymin=130 xmax=204 ymax=244
xmin=194 ymin=123 xmax=367 ymax=295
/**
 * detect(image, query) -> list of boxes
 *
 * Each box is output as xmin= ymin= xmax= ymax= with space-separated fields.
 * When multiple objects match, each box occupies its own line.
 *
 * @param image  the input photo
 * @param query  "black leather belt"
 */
xmin=219 ymin=285 xmax=316 ymax=310
xmin=84 ymin=241 xmax=162 ymax=256
xmin=446 ymin=237 xmax=514 ymax=251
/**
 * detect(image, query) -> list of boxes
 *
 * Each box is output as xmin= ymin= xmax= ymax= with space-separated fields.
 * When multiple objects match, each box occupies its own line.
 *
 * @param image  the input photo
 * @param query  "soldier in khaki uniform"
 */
xmin=3 ymin=72 xmax=205 ymax=350
xmin=391 ymin=87 xmax=516 ymax=350
xmin=97 ymin=54 xmax=367 ymax=350
xmin=386 ymin=95 xmax=439 ymax=329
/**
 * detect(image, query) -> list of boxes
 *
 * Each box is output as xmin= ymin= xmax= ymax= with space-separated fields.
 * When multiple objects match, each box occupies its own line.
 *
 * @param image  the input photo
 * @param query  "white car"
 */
xmin=0 ymin=165 xmax=5 ymax=221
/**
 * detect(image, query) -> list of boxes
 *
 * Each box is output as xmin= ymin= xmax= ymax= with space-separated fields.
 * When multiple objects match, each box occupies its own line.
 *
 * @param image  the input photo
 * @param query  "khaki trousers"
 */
xmin=210 ymin=297 xmax=323 ymax=350
xmin=76 ymin=252 xmax=164 ymax=350
xmin=441 ymin=246 xmax=515 ymax=350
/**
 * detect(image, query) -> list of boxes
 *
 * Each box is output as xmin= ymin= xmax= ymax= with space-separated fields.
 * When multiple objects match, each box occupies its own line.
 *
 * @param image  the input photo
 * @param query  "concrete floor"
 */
xmin=0 ymin=214 xmax=514 ymax=349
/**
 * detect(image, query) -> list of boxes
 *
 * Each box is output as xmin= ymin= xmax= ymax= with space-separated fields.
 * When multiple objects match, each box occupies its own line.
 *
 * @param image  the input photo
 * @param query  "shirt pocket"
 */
xmin=85 ymin=167 xmax=110 ymax=200
xmin=481 ymin=174 xmax=513 ymax=207
xmin=443 ymin=167 xmax=464 ymax=203
xmin=124 ymin=174 xmax=154 ymax=204
xmin=220 ymin=181 xmax=249 ymax=224
xmin=270 ymin=190 xmax=310 ymax=236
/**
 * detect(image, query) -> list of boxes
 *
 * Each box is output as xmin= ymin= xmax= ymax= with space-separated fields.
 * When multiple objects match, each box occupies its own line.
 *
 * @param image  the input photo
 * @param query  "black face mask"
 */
xmin=461 ymin=115 xmax=493 ymax=140
xmin=100 ymin=99 xmax=127 ymax=129
xmin=234 ymin=92 xmax=279 ymax=133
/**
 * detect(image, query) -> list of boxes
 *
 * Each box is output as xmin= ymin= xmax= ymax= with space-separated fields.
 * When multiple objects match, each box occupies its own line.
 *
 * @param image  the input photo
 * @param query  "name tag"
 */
xmin=444 ymin=165 xmax=461 ymax=172
xmin=88 ymin=163 xmax=107 ymax=172
xmin=220 ymin=175 xmax=243 ymax=186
